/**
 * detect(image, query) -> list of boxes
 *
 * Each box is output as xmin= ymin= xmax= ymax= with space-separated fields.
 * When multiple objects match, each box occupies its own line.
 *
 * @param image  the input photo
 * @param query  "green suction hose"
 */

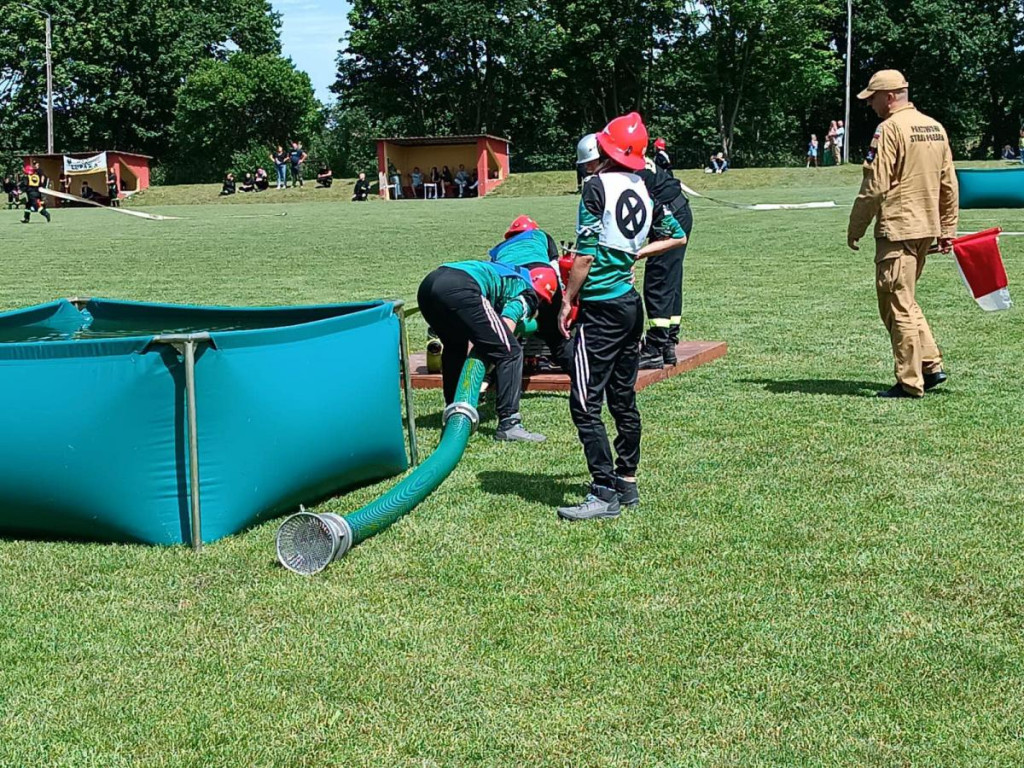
xmin=276 ymin=355 xmax=487 ymax=574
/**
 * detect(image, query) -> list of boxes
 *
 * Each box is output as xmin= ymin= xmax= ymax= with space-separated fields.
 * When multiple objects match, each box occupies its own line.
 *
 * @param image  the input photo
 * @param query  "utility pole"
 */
xmin=19 ymin=3 xmax=54 ymax=154
xmin=844 ymin=0 xmax=852 ymax=164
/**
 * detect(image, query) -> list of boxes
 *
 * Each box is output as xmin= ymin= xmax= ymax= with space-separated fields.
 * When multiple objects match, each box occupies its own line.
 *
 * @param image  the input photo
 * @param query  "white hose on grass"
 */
xmin=40 ymin=188 xmax=179 ymax=220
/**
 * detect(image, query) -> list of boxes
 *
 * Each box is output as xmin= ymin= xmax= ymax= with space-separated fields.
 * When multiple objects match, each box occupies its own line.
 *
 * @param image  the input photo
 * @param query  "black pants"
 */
xmin=643 ymin=201 xmax=693 ymax=347
xmin=569 ymin=291 xmax=644 ymax=488
xmin=23 ymin=195 xmax=47 ymax=220
xmin=352 ymin=191 xmax=368 ymax=201
xmin=417 ymin=267 xmax=524 ymax=421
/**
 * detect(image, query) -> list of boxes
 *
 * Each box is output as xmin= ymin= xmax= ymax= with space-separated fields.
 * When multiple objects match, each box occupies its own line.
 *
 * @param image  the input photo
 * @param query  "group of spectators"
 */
xmin=807 ymin=120 xmax=846 ymax=167
xmin=1002 ymin=128 xmax=1024 ymax=162
xmin=386 ymin=162 xmax=481 ymax=199
xmin=220 ymin=141 xmax=344 ymax=196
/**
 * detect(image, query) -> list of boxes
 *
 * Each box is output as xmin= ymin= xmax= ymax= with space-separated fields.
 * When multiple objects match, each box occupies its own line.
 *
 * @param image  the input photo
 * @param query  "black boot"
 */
xmin=638 ymin=341 xmax=664 ymax=370
xmin=664 ymin=325 xmax=680 ymax=366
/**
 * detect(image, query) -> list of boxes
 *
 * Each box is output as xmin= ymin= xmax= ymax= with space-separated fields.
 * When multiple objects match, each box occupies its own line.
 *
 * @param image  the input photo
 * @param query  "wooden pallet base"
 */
xmin=409 ymin=341 xmax=727 ymax=392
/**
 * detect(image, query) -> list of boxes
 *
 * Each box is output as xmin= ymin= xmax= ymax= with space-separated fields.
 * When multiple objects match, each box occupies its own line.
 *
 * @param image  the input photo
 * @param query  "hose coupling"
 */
xmin=442 ymin=402 xmax=480 ymax=433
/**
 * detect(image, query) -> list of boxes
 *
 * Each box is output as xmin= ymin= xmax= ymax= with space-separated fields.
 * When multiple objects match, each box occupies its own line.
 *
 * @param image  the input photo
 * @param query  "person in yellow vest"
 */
xmin=847 ymin=70 xmax=959 ymax=398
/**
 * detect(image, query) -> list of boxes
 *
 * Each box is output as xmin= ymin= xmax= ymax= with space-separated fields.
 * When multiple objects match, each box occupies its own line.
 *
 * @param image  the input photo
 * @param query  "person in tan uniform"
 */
xmin=847 ymin=70 xmax=959 ymax=398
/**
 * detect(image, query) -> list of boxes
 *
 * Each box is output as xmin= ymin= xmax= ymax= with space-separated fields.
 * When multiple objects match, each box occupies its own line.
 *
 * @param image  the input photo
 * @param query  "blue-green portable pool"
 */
xmin=0 ymin=298 xmax=409 ymax=545
xmin=956 ymin=166 xmax=1024 ymax=209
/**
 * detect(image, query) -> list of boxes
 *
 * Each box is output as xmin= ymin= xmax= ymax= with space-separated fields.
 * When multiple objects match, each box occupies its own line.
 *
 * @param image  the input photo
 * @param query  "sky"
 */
xmin=276 ymin=0 xmax=351 ymax=103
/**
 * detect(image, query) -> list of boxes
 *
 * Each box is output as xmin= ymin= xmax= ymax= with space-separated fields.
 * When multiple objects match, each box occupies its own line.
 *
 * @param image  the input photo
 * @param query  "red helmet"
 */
xmin=596 ymin=112 xmax=648 ymax=171
xmin=654 ymin=137 xmax=666 ymax=150
xmin=505 ymin=215 xmax=539 ymax=239
xmin=529 ymin=266 xmax=559 ymax=303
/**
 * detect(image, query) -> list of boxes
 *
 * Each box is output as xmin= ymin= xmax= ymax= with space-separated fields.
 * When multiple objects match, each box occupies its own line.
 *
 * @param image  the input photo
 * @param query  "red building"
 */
xmin=24 ymin=150 xmax=152 ymax=203
xmin=375 ymin=135 xmax=511 ymax=199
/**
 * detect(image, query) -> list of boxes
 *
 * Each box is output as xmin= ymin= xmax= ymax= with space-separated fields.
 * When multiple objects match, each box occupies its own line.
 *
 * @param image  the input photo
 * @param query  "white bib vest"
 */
xmin=597 ymin=172 xmax=653 ymax=254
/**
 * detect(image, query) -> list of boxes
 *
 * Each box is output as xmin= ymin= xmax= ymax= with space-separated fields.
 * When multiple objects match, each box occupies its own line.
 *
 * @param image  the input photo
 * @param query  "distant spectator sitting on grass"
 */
xmin=255 ymin=168 xmax=269 ymax=191
xmin=316 ymin=165 xmax=333 ymax=188
xmin=706 ymin=152 xmax=729 ymax=173
xmin=240 ymin=172 xmax=255 ymax=192
xmin=220 ymin=173 xmax=236 ymax=196
xmin=1002 ymin=145 xmax=1017 ymax=161
xmin=352 ymin=172 xmax=370 ymax=201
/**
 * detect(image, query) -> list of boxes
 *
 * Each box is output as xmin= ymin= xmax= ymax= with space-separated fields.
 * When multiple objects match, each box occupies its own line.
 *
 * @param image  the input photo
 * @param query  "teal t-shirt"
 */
xmin=443 ymin=260 xmax=534 ymax=325
xmin=488 ymin=229 xmax=558 ymax=269
xmin=574 ymin=175 xmax=686 ymax=302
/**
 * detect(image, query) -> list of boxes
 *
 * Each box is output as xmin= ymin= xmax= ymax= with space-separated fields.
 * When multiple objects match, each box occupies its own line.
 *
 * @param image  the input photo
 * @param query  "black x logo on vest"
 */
xmin=615 ymin=189 xmax=647 ymax=239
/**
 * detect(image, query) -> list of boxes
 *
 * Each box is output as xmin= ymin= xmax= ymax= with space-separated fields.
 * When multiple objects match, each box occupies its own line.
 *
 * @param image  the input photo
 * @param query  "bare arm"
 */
xmin=637 ymin=235 xmax=687 ymax=260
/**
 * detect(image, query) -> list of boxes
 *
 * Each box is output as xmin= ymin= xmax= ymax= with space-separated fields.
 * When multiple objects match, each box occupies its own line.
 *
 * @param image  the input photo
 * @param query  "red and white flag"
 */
xmin=952 ymin=228 xmax=1012 ymax=311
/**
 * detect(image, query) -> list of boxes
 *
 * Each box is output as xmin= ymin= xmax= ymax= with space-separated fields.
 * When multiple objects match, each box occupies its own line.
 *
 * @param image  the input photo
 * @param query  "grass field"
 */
xmin=2 ymin=168 xmax=1023 ymax=766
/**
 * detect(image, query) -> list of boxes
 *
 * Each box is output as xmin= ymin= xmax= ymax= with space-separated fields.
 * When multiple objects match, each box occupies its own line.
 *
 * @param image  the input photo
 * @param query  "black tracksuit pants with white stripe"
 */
xmin=569 ymin=290 xmax=644 ymax=488
xmin=418 ymin=266 xmax=524 ymax=420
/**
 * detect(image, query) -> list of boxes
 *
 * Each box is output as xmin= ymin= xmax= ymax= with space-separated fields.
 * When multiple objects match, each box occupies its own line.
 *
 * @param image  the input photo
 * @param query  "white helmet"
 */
xmin=576 ymin=133 xmax=600 ymax=165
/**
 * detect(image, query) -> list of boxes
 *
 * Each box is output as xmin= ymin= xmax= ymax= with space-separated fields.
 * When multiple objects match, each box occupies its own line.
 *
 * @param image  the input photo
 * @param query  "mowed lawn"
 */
xmin=1 ymin=170 xmax=1023 ymax=767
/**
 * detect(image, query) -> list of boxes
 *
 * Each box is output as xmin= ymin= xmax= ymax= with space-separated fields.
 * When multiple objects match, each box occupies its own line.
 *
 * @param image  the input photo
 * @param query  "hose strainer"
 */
xmin=276 ymin=509 xmax=353 ymax=575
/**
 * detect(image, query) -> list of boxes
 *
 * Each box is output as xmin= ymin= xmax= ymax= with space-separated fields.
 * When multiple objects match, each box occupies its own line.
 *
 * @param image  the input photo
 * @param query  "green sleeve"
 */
xmin=652 ymin=206 xmax=686 ymax=240
xmin=499 ymin=293 xmax=529 ymax=325
xmin=574 ymin=197 xmax=601 ymax=256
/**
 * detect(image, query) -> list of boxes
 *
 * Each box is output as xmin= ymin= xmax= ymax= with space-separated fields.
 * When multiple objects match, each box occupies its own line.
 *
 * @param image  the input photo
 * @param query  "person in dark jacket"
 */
xmin=352 ymin=172 xmax=371 ymax=201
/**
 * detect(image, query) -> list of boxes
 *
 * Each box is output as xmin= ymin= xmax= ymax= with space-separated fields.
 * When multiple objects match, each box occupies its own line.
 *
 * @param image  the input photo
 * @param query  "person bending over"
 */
xmin=489 ymin=214 xmax=573 ymax=373
xmin=316 ymin=165 xmax=333 ymax=188
xmin=417 ymin=259 xmax=557 ymax=442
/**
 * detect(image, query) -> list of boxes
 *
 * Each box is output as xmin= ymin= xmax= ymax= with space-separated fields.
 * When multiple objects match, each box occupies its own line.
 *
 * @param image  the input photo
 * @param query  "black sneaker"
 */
xmin=614 ymin=477 xmax=639 ymax=508
xmin=557 ymin=484 xmax=620 ymax=520
xmin=638 ymin=343 xmax=665 ymax=370
xmin=877 ymin=384 xmax=921 ymax=399
xmin=663 ymin=344 xmax=677 ymax=366
xmin=923 ymin=370 xmax=948 ymax=391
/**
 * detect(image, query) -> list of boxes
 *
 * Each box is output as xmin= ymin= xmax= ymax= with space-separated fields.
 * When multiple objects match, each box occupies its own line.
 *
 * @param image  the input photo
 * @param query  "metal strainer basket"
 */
xmin=276 ymin=509 xmax=353 ymax=575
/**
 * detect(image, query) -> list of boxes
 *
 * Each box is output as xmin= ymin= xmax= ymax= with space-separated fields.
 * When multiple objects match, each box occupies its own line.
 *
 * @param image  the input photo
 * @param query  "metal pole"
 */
xmin=183 ymin=339 xmax=203 ymax=551
xmin=844 ymin=0 xmax=852 ymax=164
xmin=44 ymin=13 xmax=52 ymax=154
xmin=17 ymin=3 xmax=53 ymax=154
xmin=395 ymin=301 xmax=419 ymax=466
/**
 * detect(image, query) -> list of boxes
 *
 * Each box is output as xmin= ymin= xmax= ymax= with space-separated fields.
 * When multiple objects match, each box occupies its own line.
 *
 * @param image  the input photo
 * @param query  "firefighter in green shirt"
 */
xmin=418 ymin=259 xmax=559 ymax=442
xmin=557 ymin=115 xmax=687 ymax=520
xmin=488 ymin=215 xmax=572 ymax=373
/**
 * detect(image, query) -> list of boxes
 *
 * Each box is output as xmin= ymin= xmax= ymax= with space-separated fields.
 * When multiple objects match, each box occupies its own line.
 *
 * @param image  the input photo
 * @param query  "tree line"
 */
xmin=2 ymin=0 xmax=1021 ymax=181
xmin=335 ymin=0 xmax=1024 ymax=171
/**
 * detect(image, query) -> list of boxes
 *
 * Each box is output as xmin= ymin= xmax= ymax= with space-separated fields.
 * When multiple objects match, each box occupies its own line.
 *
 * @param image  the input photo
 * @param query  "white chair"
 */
xmin=424 ymin=182 xmax=438 ymax=199
xmin=379 ymin=172 xmax=398 ymax=200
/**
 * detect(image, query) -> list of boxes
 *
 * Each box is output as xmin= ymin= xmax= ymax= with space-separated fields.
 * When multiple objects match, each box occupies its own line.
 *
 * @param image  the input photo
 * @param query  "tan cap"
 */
xmin=857 ymin=69 xmax=909 ymax=99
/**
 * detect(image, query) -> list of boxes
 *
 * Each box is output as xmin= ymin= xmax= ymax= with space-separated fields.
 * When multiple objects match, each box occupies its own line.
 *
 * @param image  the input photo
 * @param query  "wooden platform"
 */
xmin=409 ymin=341 xmax=727 ymax=392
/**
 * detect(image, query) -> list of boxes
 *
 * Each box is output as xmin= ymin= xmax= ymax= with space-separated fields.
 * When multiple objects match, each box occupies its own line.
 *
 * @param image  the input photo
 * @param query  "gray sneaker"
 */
xmin=494 ymin=417 xmax=546 ymax=443
xmin=557 ymin=485 xmax=621 ymax=521
xmin=614 ymin=477 xmax=639 ymax=508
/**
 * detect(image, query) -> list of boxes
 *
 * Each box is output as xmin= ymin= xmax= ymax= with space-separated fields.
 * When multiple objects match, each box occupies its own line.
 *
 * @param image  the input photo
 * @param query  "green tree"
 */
xmin=0 ymin=0 xmax=281 ymax=159
xmin=169 ymin=52 xmax=321 ymax=182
